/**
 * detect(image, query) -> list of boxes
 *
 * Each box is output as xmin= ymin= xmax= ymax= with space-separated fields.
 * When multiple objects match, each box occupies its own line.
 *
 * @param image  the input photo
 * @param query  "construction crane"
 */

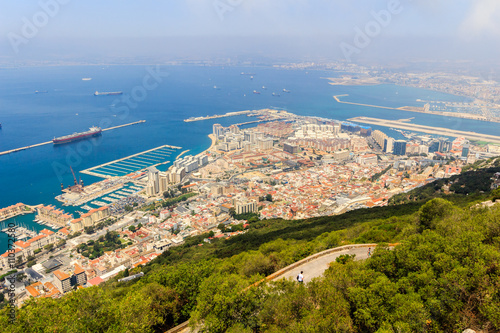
xmin=70 ymin=166 xmax=78 ymax=186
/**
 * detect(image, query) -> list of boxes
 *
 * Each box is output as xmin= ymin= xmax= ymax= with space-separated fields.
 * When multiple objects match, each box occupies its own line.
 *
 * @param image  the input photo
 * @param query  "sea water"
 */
xmin=0 ymin=65 xmax=494 ymax=253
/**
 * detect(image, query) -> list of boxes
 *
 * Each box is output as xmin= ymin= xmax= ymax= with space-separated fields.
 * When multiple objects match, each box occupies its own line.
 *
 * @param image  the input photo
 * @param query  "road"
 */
xmin=168 ymin=244 xmax=376 ymax=333
xmin=278 ymin=246 xmax=372 ymax=283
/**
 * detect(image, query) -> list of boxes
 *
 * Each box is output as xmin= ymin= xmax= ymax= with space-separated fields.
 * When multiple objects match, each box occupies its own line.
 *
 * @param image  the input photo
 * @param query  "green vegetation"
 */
xmin=233 ymin=212 xmax=260 ymax=222
xmin=370 ymin=165 xmax=391 ymax=182
xmin=67 ymin=231 xmax=82 ymax=239
xmin=76 ymin=231 xmax=124 ymax=259
xmin=2 ymin=169 xmax=500 ymax=332
xmin=142 ymin=192 xmax=197 ymax=211
xmin=389 ymin=165 xmax=500 ymax=205
xmin=0 ymin=270 xmax=17 ymax=282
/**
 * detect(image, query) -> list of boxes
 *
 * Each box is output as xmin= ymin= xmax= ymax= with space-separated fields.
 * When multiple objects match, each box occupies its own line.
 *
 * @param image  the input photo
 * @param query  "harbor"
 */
xmin=0 ymin=120 xmax=147 ymax=157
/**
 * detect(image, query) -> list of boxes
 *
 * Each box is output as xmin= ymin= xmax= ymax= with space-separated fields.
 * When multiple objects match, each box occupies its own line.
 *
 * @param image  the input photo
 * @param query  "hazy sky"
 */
xmin=1 ymin=0 xmax=499 ymax=63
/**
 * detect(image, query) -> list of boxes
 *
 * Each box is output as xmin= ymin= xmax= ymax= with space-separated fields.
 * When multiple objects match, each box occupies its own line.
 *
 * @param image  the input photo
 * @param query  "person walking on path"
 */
xmin=297 ymin=271 xmax=304 ymax=283
xmin=367 ymin=247 xmax=371 ymax=257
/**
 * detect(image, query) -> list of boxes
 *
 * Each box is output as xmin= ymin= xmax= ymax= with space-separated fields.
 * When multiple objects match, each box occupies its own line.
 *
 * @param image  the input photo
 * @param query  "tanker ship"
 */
xmin=94 ymin=91 xmax=123 ymax=96
xmin=53 ymin=126 xmax=102 ymax=145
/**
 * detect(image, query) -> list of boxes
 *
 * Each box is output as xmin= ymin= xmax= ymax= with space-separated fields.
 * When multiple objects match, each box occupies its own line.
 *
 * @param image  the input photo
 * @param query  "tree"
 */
xmin=124 ymin=205 xmax=133 ymax=212
xmin=16 ymin=273 xmax=26 ymax=282
xmin=44 ymin=243 xmax=54 ymax=251
xmin=265 ymin=194 xmax=273 ymax=202
xmin=128 ymin=225 xmax=136 ymax=233
xmin=418 ymin=198 xmax=454 ymax=230
xmin=27 ymin=260 xmax=36 ymax=268
xmin=229 ymin=207 xmax=236 ymax=217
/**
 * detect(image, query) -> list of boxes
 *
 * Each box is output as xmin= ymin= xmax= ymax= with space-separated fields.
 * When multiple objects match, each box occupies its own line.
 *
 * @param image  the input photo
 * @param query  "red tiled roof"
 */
xmin=53 ymin=270 xmax=70 ymax=281
xmin=87 ymin=276 xmax=104 ymax=286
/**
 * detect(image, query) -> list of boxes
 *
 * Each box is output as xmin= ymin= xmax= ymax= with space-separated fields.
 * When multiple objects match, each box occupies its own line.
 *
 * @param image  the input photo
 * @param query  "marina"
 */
xmin=81 ymin=144 xmax=181 ymax=178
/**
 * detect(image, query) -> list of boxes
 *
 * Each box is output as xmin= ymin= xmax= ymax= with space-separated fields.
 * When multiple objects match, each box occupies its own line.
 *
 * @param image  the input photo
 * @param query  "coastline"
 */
xmin=198 ymin=134 xmax=217 ymax=156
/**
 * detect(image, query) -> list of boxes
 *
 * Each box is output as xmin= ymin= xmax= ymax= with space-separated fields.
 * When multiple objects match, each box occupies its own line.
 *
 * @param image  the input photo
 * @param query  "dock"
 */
xmin=101 ymin=120 xmax=146 ymax=132
xmin=0 ymin=120 xmax=147 ymax=157
xmin=348 ymin=116 xmax=500 ymax=144
xmin=81 ymin=144 xmax=181 ymax=178
xmin=184 ymin=110 xmax=252 ymax=122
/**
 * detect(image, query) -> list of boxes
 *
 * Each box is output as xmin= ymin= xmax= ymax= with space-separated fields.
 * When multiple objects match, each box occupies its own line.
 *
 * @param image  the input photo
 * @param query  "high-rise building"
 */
xmin=213 ymin=124 xmax=225 ymax=138
xmin=429 ymin=140 xmax=440 ymax=153
xmin=257 ymin=138 xmax=274 ymax=150
xmin=438 ymin=138 xmax=450 ymax=153
xmin=53 ymin=270 xmax=71 ymax=293
xmin=462 ymin=144 xmax=470 ymax=157
xmin=235 ymin=200 xmax=258 ymax=215
xmin=393 ymin=140 xmax=407 ymax=155
xmin=372 ymin=130 xmax=388 ymax=148
xmin=383 ymin=138 xmax=394 ymax=153
xmin=146 ymin=166 xmax=160 ymax=196
xmin=283 ymin=143 xmax=298 ymax=154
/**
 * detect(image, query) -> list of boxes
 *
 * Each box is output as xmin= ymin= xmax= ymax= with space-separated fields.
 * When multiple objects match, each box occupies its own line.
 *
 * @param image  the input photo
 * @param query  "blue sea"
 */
xmin=0 ymin=65 xmax=496 ymax=253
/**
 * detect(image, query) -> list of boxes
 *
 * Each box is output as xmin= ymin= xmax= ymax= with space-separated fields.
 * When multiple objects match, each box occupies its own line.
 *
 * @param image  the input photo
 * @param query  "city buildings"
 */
xmin=69 ymin=207 xmax=110 ymax=233
xmin=36 ymin=205 xmax=73 ymax=227
xmin=393 ymin=140 xmax=407 ymax=155
xmin=53 ymin=270 xmax=72 ymax=293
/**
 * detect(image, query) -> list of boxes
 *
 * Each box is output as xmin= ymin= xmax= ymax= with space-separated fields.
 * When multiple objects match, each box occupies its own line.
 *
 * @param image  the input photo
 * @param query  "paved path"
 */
xmin=279 ymin=246 xmax=371 ymax=283
xmin=168 ymin=244 xmax=376 ymax=333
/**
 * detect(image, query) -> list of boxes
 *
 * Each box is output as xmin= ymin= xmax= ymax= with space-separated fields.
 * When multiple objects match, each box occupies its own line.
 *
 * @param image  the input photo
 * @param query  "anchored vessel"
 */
xmin=53 ymin=126 xmax=102 ymax=145
xmin=94 ymin=91 xmax=123 ymax=96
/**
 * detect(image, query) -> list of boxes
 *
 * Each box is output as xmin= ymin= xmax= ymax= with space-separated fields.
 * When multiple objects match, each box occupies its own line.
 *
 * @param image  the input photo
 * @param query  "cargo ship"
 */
xmin=94 ymin=91 xmax=122 ymax=96
xmin=53 ymin=126 xmax=102 ymax=145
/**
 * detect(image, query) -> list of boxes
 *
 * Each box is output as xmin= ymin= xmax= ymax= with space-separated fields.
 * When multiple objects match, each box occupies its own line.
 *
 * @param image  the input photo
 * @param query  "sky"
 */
xmin=0 ymin=0 xmax=499 ymax=64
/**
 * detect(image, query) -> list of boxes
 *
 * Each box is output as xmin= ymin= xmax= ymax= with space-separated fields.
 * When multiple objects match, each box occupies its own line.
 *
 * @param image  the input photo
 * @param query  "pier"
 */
xmin=0 ymin=120 xmax=147 ymax=157
xmin=348 ymin=116 xmax=500 ymax=144
xmin=101 ymin=120 xmax=146 ymax=132
xmin=81 ymin=144 xmax=181 ymax=178
xmin=184 ymin=110 xmax=252 ymax=122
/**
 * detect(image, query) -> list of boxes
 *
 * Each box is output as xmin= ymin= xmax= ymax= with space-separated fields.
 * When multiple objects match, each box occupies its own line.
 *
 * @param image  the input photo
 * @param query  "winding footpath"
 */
xmin=167 ymin=243 xmax=381 ymax=333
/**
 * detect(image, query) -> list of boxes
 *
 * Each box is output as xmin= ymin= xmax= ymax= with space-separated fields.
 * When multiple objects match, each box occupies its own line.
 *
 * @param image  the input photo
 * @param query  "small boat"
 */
xmin=253 ymin=90 xmax=261 ymax=94
xmin=272 ymin=93 xmax=280 ymax=97
xmin=82 ymin=78 xmax=92 ymax=81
